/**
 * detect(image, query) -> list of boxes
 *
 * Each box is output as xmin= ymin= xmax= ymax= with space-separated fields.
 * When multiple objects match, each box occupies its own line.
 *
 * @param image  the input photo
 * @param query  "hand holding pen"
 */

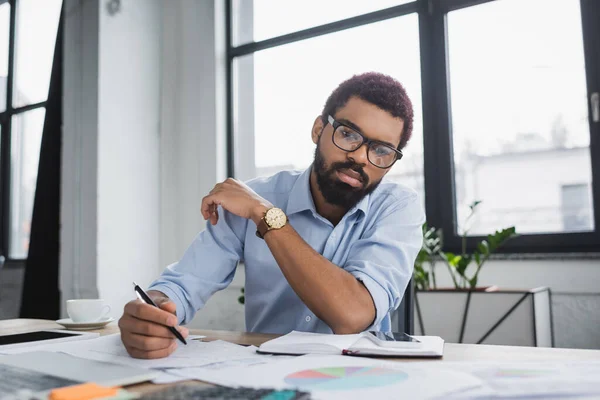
xmin=118 ymin=283 xmax=189 ymax=359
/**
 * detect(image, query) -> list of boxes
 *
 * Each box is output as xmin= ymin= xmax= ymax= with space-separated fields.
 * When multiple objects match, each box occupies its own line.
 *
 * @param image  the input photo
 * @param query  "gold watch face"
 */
xmin=265 ymin=207 xmax=287 ymax=229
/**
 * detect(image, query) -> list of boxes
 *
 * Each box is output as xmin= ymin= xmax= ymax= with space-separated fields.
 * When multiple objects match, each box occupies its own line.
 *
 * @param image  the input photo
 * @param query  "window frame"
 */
xmin=0 ymin=0 xmax=50 ymax=261
xmin=225 ymin=0 xmax=600 ymax=254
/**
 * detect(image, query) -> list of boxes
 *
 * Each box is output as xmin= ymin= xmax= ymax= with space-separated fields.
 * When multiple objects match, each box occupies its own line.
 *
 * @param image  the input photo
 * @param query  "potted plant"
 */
xmin=413 ymin=201 xmax=553 ymax=347
xmin=414 ymin=201 xmax=517 ymax=291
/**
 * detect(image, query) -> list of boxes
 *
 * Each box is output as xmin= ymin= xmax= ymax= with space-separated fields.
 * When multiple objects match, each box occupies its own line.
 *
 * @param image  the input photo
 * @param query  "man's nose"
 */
xmin=348 ymin=143 xmax=369 ymax=166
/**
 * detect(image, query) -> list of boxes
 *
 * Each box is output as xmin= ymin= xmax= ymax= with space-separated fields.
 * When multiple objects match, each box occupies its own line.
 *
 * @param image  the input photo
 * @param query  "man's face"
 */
xmin=311 ymin=96 xmax=405 ymax=209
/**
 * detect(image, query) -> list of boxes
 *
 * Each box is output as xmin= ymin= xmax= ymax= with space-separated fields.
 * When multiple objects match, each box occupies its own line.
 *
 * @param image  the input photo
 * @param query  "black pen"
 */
xmin=132 ymin=282 xmax=187 ymax=345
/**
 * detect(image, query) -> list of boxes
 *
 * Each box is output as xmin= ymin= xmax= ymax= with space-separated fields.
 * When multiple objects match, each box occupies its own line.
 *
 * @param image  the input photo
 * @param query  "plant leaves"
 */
xmin=477 ymin=240 xmax=490 ymax=256
xmin=469 ymin=276 xmax=478 ymax=288
xmin=469 ymin=200 xmax=482 ymax=211
xmin=455 ymin=255 xmax=471 ymax=276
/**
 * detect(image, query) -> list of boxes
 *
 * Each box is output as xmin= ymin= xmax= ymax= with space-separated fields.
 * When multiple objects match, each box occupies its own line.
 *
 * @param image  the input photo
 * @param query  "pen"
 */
xmin=132 ymin=281 xmax=187 ymax=345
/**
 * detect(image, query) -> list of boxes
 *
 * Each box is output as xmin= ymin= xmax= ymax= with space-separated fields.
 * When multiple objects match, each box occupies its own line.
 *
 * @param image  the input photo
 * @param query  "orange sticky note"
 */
xmin=49 ymin=382 xmax=119 ymax=400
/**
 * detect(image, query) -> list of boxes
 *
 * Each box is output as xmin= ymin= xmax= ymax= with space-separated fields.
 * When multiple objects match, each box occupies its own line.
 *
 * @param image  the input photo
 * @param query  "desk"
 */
xmin=2 ymin=319 xmax=600 ymax=395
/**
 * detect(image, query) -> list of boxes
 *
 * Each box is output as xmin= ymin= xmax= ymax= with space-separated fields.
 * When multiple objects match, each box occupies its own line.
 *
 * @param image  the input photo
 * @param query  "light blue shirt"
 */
xmin=149 ymin=167 xmax=425 ymax=334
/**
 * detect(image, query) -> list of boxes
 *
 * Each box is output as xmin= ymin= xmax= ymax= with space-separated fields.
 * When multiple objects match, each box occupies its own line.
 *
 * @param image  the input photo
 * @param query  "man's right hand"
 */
xmin=118 ymin=290 xmax=189 ymax=359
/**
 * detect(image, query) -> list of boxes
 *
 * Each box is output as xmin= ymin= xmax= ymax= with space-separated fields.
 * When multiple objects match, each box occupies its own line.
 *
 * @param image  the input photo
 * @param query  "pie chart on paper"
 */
xmin=284 ymin=366 xmax=409 ymax=391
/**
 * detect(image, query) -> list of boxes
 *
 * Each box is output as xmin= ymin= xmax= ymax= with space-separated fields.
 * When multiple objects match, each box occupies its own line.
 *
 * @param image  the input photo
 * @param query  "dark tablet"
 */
xmin=0 ymin=330 xmax=82 ymax=346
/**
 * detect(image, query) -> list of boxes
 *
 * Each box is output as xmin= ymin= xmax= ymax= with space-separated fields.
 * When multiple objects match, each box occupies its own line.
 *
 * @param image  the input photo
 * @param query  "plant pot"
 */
xmin=414 ymin=287 xmax=553 ymax=347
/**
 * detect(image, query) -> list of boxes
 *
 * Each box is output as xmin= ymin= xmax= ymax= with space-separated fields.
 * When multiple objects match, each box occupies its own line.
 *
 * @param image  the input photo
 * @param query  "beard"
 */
xmin=313 ymin=142 xmax=383 ymax=210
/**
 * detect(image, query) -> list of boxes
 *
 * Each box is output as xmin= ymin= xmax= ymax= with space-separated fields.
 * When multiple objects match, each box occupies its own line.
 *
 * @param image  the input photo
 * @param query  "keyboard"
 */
xmin=139 ymin=385 xmax=311 ymax=400
xmin=0 ymin=364 xmax=80 ymax=395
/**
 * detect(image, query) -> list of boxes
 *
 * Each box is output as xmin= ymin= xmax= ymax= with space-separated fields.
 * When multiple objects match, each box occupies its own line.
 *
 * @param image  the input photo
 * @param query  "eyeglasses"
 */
xmin=327 ymin=115 xmax=403 ymax=169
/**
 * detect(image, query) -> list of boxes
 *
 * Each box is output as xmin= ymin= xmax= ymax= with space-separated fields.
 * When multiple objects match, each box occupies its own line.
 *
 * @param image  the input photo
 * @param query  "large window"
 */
xmin=228 ymin=0 xmax=600 ymax=253
xmin=0 ymin=0 xmax=62 ymax=260
xmin=448 ymin=0 xmax=593 ymax=235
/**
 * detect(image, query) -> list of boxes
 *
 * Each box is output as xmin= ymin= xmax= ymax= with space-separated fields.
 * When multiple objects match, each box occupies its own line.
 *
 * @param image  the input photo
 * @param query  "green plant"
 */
xmin=413 ymin=224 xmax=443 ymax=291
xmin=414 ymin=201 xmax=518 ymax=290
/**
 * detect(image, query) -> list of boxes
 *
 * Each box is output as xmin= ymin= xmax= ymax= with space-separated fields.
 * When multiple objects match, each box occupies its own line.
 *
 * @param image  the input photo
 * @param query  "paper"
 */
xmin=151 ymin=370 xmax=192 ymax=384
xmin=259 ymin=331 xmax=359 ymax=354
xmin=0 ymin=334 xmax=275 ymax=370
xmin=0 ymin=330 xmax=99 ymax=353
xmin=439 ymin=361 xmax=600 ymax=399
xmin=172 ymin=354 xmax=484 ymax=399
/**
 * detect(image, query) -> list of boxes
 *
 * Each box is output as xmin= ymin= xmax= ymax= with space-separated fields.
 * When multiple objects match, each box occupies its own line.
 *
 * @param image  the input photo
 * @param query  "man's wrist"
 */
xmin=147 ymin=290 xmax=168 ymax=300
xmin=251 ymin=203 xmax=271 ymax=225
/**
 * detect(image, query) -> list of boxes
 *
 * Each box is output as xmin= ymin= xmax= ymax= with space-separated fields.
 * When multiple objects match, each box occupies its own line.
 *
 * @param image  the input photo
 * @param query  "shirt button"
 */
xmin=305 ymin=316 xmax=312 ymax=322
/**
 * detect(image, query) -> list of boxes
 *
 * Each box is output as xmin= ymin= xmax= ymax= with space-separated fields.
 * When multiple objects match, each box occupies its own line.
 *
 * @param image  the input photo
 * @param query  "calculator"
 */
xmin=139 ymin=385 xmax=311 ymax=400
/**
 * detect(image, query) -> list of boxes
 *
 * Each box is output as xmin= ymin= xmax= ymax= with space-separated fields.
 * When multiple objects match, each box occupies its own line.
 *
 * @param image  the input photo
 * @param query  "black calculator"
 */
xmin=139 ymin=384 xmax=311 ymax=400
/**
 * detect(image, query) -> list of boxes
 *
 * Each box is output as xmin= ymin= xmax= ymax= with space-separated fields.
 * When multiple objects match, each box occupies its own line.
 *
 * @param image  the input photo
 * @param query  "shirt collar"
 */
xmin=286 ymin=167 xmax=316 ymax=216
xmin=286 ymin=165 xmax=371 ymax=218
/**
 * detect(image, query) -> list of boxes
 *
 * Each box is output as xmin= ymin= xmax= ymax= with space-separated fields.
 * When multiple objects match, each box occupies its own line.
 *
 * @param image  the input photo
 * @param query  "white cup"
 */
xmin=66 ymin=299 xmax=111 ymax=323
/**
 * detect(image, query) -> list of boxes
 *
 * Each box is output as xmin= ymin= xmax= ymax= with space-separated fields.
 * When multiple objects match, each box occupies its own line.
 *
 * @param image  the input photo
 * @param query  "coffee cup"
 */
xmin=66 ymin=299 xmax=111 ymax=323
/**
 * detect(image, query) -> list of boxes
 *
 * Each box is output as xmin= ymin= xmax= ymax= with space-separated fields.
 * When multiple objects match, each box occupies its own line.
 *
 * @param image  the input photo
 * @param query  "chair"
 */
xmin=394 ymin=278 xmax=414 ymax=334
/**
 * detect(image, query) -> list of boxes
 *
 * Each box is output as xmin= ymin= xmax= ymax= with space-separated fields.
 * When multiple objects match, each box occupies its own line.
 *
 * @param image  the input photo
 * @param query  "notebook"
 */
xmin=257 ymin=331 xmax=444 ymax=357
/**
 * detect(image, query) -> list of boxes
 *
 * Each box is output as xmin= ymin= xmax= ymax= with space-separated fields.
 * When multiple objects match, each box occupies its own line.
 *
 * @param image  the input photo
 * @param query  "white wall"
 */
xmin=62 ymin=0 xmax=162 ymax=317
xmin=96 ymin=0 xmax=162 ymax=315
xmin=159 ymin=0 xmax=227 ymax=268
xmin=158 ymin=0 xmax=233 ymax=329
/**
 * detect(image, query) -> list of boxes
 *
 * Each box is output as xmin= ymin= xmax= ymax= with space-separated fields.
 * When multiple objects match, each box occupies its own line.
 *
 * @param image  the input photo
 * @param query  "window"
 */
xmin=0 ymin=0 xmax=62 ymax=260
xmin=227 ymin=0 xmax=600 ymax=253
xmin=448 ymin=0 xmax=593 ymax=235
xmin=232 ymin=0 xmax=415 ymax=45
xmin=233 ymin=14 xmax=424 ymax=203
xmin=561 ymin=184 xmax=593 ymax=232
xmin=231 ymin=1 xmax=424 ymax=204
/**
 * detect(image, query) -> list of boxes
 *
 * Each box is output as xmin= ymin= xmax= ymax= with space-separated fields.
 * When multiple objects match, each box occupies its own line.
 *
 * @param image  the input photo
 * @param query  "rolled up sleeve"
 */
xmin=149 ymin=208 xmax=247 ymax=325
xmin=343 ymin=192 xmax=425 ymax=330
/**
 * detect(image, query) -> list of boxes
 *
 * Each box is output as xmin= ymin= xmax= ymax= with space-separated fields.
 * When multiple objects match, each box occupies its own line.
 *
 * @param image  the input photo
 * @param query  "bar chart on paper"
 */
xmin=284 ymin=366 xmax=408 ymax=391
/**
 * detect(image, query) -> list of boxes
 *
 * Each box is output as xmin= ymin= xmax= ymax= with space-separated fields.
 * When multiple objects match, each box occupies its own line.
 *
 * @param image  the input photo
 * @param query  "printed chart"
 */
xmin=284 ymin=366 xmax=408 ymax=391
xmin=492 ymin=368 xmax=555 ymax=379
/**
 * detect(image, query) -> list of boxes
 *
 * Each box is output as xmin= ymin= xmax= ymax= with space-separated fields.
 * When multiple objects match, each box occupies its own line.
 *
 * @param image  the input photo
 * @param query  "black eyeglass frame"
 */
xmin=327 ymin=115 xmax=403 ymax=169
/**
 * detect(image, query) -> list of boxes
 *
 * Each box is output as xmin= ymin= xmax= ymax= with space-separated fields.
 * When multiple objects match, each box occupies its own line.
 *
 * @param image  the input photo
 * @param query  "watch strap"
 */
xmin=256 ymin=218 xmax=270 ymax=239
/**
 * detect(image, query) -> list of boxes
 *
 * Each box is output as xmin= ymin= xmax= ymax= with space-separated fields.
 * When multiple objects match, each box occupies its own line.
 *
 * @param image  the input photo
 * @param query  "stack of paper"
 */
xmin=0 ymin=334 xmax=287 ymax=384
xmin=171 ymin=355 xmax=484 ymax=400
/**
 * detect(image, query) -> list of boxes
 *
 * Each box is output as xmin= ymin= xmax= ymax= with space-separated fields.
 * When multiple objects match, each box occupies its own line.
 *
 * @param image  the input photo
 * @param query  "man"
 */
xmin=119 ymin=72 xmax=425 ymax=359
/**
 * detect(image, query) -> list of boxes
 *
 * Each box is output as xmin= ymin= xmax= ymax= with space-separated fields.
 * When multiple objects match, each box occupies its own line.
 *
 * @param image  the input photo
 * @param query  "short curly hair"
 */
xmin=321 ymin=72 xmax=414 ymax=150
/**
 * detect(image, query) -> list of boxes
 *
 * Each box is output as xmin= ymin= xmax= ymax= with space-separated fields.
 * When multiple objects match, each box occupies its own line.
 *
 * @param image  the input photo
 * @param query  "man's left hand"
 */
xmin=201 ymin=178 xmax=273 ymax=226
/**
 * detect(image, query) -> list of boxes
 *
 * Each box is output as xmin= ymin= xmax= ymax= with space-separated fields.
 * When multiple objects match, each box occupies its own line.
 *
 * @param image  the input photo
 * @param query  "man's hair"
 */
xmin=320 ymin=72 xmax=414 ymax=150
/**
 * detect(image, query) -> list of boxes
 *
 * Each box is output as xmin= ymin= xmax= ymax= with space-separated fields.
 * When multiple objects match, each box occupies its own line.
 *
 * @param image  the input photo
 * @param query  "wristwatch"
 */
xmin=256 ymin=207 xmax=288 ymax=239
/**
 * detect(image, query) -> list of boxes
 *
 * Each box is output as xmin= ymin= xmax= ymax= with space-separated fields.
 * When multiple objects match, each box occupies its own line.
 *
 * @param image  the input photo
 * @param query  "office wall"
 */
xmin=158 ymin=0 xmax=227 ymax=269
xmin=158 ymin=0 xmax=232 ymax=328
xmin=62 ymin=0 xmax=162 ymax=317
xmin=95 ymin=0 xmax=162 ymax=316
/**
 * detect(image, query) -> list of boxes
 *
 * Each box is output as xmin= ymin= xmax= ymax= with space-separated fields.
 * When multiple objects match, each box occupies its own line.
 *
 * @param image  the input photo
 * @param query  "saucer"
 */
xmin=55 ymin=317 xmax=115 ymax=330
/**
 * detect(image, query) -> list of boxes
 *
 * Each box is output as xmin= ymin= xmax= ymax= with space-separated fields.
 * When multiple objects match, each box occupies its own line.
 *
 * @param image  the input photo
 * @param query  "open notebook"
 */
xmin=258 ymin=331 xmax=444 ymax=357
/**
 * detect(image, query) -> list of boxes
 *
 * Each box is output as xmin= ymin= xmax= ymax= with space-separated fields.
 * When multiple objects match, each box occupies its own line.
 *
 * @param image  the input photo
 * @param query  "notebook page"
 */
xmin=259 ymin=331 xmax=360 ymax=355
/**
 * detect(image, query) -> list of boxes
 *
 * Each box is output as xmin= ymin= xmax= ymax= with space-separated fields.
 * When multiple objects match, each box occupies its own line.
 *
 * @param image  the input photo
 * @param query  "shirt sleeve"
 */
xmin=148 ymin=207 xmax=248 ymax=325
xmin=342 ymin=192 xmax=425 ymax=330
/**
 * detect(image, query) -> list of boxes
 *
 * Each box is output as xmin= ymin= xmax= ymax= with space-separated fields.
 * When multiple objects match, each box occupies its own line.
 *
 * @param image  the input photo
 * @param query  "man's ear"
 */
xmin=312 ymin=116 xmax=324 ymax=145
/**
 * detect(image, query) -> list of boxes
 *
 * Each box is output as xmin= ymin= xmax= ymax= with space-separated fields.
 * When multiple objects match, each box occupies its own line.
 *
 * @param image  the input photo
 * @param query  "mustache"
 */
xmin=329 ymin=161 xmax=369 ymax=186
